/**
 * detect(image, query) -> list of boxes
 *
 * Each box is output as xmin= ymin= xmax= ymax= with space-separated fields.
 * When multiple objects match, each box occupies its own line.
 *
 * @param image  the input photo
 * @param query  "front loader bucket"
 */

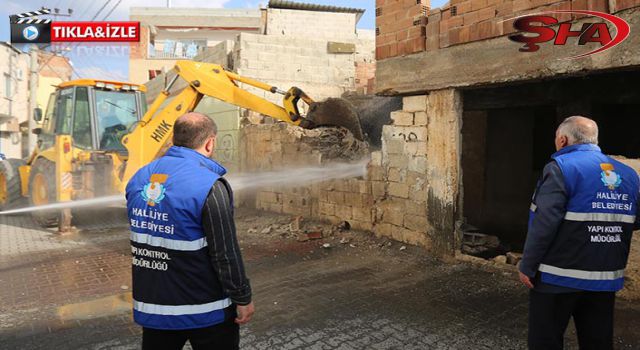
xmin=305 ymin=98 xmax=365 ymax=141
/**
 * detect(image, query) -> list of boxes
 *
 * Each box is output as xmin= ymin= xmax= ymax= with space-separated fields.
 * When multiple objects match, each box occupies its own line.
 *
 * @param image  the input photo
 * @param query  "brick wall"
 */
xmin=240 ymin=90 xmax=463 ymax=254
xmin=376 ymin=0 xmax=430 ymax=60
xmin=377 ymin=0 xmax=640 ymax=59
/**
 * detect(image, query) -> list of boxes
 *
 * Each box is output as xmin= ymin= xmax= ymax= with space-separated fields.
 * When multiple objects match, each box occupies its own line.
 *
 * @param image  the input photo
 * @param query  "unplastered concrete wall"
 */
xmin=233 ymin=33 xmax=356 ymax=105
xmin=266 ymin=8 xmax=357 ymax=39
xmin=241 ymin=89 xmax=462 ymax=255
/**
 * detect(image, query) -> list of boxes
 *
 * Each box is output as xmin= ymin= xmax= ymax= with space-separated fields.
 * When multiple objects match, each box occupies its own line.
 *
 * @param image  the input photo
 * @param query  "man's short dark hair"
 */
xmin=173 ymin=112 xmax=218 ymax=149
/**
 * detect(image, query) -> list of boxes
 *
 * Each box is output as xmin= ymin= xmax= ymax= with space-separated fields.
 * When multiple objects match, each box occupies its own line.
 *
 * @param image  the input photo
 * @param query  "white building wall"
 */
xmin=0 ymin=45 xmax=30 ymax=159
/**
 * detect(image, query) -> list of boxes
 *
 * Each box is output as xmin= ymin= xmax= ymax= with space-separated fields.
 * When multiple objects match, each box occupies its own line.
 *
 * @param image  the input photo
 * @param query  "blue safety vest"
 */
xmin=529 ymin=144 xmax=639 ymax=292
xmin=126 ymin=146 xmax=230 ymax=330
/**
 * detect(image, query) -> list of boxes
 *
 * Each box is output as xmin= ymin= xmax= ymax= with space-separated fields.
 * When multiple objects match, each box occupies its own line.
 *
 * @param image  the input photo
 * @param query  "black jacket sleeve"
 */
xmin=519 ymin=161 xmax=568 ymax=278
xmin=202 ymin=178 xmax=252 ymax=305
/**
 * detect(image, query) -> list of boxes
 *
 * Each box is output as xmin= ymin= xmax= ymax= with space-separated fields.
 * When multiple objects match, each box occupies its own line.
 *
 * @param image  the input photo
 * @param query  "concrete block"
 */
xmin=344 ymin=192 xmax=364 ymax=207
xmin=390 ymin=111 xmax=415 ymax=126
xmin=387 ymin=154 xmax=410 ymax=169
xmin=414 ymin=111 xmax=428 ymax=126
xmin=370 ymin=151 xmax=383 ymax=167
xmin=351 ymin=180 xmax=372 ymax=194
xmin=409 ymin=156 xmax=428 ymax=173
xmin=350 ymin=220 xmax=373 ymax=232
xmin=403 ymin=95 xmax=428 ymax=112
xmin=383 ymin=139 xmax=406 ymax=155
xmin=388 ymin=182 xmax=410 ymax=198
xmin=383 ymin=208 xmax=405 ymax=226
xmin=353 ymin=206 xmax=373 ymax=223
xmin=319 ymin=201 xmax=336 ymax=216
xmin=409 ymin=186 xmax=427 ymax=202
xmin=383 ymin=125 xmax=428 ymax=142
xmin=268 ymin=202 xmax=283 ymax=213
xmin=367 ymin=165 xmax=385 ymax=181
xmin=372 ymin=181 xmax=386 ymax=198
xmin=403 ymin=141 xmax=426 ymax=156
xmin=335 ymin=205 xmax=353 ymax=220
xmin=388 ymin=167 xmax=407 ymax=183
xmin=405 ymin=200 xmax=427 ymax=217
xmin=327 ymin=191 xmax=345 ymax=205
xmin=404 ymin=214 xmax=428 ymax=232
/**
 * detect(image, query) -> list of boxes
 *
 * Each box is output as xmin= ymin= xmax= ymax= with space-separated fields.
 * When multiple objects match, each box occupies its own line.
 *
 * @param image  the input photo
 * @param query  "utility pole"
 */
xmin=28 ymin=45 xmax=39 ymax=151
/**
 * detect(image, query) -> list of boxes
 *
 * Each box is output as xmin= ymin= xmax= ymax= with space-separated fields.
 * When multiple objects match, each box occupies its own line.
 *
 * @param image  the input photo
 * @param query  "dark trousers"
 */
xmin=528 ymin=289 xmax=615 ymax=350
xmin=142 ymin=319 xmax=239 ymax=350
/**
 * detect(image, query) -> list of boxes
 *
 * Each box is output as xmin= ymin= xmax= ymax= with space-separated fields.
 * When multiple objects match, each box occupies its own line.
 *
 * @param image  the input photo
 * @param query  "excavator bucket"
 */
xmin=305 ymin=98 xmax=365 ymax=141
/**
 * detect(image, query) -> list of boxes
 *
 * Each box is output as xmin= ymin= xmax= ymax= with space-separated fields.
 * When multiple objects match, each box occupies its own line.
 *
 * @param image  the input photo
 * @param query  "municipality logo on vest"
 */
xmin=601 ymin=163 xmax=622 ymax=190
xmin=142 ymin=174 xmax=169 ymax=206
xmin=22 ymin=26 xmax=39 ymax=41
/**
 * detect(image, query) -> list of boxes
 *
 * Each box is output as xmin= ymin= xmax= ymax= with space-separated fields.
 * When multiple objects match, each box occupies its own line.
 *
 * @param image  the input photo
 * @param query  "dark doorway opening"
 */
xmin=461 ymin=70 xmax=640 ymax=251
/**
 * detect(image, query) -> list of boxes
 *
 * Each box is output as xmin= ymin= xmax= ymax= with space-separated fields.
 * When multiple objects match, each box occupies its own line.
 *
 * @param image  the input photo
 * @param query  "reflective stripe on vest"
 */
xmin=564 ymin=211 xmax=636 ymax=224
xmin=539 ymin=264 xmax=625 ymax=292
xmin=131 ymin=231 xmax=208 ymax=251
xmin=133 ymin=298 xmax=232 ymax=316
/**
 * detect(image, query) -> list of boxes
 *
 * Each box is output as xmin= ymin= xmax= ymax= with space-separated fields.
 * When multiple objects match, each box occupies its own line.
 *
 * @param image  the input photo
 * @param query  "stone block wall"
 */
xmin=266 ymin=8 xmax=357 ymax=39
xmin=233 ymin=33 xmax=356 ymax=105
xmin=241 ymin=89 xmax=462 ymax=255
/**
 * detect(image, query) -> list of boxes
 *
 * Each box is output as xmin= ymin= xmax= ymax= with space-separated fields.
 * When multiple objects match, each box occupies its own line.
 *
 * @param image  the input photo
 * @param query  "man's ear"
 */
xmin=205 ymin=136 xmax=216 ymax=153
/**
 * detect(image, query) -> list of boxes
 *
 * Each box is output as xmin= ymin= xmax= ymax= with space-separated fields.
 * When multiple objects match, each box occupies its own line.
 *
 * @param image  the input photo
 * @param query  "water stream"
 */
xmin=0 ymin=160 xmax=368 ymax=215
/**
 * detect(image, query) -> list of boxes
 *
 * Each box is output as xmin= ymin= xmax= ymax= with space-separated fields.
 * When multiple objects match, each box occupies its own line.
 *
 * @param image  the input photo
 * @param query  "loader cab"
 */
xmin=37 ymin=80 xmax=147 ymax=153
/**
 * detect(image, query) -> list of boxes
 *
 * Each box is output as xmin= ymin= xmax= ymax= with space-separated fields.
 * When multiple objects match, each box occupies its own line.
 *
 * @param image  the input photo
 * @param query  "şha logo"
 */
xmin=508 ymin=10 xmax=630 ymax=59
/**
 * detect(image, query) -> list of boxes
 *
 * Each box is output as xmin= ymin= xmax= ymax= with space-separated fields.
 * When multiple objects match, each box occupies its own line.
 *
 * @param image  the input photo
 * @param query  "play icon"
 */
xmin=11 ymin=23 xmax=50 ymax=43
xmin=23 ymin=26 xmax=39 ymax=41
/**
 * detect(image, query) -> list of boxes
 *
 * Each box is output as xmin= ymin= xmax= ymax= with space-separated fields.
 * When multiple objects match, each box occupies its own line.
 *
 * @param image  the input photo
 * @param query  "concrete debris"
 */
xmin=293 ymin=125 xmax=369 ymax=161
xmin=297 ymin=231 xmax=323 ymax=242
xmin=506 ymin=252 xmax=523 ymax=266
xmin=339 ymin=237 xmax=350 ymax=244
xmin=322 ymin=243 xmax=332 ymax=249
xmin=290 ymin=216 xmax=303 ymax=232
xmin=461 ymin=232 xmax=504 ymax=259
xmin=399 ymin=246 xmax=407 ymax=251
xmin=261 ymin=226 xmax=273 ymax=234
xmin=492 ymin=255 xmax=507 ymax=264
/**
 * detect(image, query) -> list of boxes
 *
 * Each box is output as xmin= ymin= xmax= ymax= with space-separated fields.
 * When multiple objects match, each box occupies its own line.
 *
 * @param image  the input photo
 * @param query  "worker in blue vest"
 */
xmin=126 ymin=112 xmax=254 ymax=350
xmin=520 ymin=116 xmax=640 ymax=350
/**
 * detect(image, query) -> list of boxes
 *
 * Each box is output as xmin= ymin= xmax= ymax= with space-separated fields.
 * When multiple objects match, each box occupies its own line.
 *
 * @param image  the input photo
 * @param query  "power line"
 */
xmin=102 ymin=0 xmax=123 ymax=20
xmin=91 ymin=0 xmax=113 ymax=21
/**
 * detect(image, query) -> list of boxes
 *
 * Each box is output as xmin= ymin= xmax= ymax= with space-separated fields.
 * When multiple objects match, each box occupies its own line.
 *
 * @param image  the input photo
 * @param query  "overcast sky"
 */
xmin=2 ymin=0 xmax=448 ymax=81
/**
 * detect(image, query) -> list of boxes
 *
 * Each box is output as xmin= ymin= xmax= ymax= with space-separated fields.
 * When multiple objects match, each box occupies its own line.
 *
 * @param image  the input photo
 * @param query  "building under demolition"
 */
xmin=239 ymin=0 xmax=640 ymax=274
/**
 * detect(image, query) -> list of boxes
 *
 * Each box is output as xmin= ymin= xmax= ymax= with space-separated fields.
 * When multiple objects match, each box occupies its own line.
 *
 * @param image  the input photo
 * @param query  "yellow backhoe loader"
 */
xmin=0 ymin=60 xmax=363 ymax=228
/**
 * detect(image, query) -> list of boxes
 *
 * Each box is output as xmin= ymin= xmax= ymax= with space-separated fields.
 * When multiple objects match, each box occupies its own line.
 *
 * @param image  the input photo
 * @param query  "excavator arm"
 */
xmin=120 ymin=60 xmax=362 ymax=189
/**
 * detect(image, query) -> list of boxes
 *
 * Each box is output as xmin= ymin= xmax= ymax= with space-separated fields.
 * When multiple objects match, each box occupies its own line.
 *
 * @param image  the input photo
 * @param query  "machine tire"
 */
xmin=0 ymin=158 xmax=26 ymax=211
xmin=29 ymin=158 xmax=58 ymax=227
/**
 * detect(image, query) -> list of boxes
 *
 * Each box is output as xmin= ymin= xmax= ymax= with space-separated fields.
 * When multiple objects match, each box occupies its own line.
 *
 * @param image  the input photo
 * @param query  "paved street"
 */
xmin=1 ymin=208 xmax=640 ymax=350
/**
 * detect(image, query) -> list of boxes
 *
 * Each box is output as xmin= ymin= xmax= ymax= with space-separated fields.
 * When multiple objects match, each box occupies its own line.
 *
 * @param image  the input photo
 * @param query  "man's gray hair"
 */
xmin=557 ymin=116 xmax=599 ymax=145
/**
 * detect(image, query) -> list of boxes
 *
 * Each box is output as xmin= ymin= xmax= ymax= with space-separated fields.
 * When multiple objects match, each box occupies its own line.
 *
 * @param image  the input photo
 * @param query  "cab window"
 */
xmin=55 ymin=88 xmax=74 ymax=134
xmin=72 ymin=87 xmax=92 ymax=149
xmin=95 ymin=90 xmax=138 ymax=150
